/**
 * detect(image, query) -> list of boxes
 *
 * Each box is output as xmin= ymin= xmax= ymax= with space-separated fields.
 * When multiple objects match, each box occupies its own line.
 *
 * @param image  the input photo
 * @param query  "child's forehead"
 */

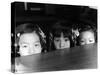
xmin=81 ymin=30 xmax=94 ymax=35
xmin=80 ymin=30 xmax=95 ymax=38
xmin=19 ymin=32 xmax=40 ymax=43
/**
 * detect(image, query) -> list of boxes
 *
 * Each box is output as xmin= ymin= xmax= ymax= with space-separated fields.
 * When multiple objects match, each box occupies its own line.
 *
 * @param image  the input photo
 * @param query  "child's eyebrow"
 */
xmin=34 ymin=41 xmax=40 ymax=43
xmin=20 ymin=42 xmax=28 ymax=44
xmin=64 ymin=38 xmax=69 ymax=39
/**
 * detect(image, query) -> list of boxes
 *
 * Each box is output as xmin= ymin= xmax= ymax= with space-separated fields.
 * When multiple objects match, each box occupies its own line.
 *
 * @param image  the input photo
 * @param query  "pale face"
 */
xmin=19 ymin=32 xmax=42 ymax=56
xmin=54 ymin=32 xmax=70 ymax=49
xmin=79 ymin=31 xmax=95 ymax=45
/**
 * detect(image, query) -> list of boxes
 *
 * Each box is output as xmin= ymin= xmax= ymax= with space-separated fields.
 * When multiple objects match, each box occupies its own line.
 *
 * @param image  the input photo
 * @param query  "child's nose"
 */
xmin=60 ymin=41 xmax=65 ymax=47
xmin=85 ymin=41 xmax=89 ymax=45
xmin=29 ymin=46 xmax=35 ymax=54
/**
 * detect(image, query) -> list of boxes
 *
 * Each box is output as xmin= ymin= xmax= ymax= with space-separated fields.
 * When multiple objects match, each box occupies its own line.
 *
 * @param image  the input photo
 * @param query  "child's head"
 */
xmin=78 ymin=25 xmax=96 ymax=45
xmin=51 ymin=21 xmax=73 ymax=50
xmin=15 ymin=23 xmax=46 ymax=56
xmin=18 ymin=32 xmax=42 ymax=56
xmin=53 ymin=30 xmax=71 ymax=49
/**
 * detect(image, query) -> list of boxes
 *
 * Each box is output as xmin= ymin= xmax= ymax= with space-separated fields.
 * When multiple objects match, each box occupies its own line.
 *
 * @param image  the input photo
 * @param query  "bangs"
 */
xmin=53 ymin=29 xmax=72 ymax=38
xmin=53 ymin=30 xmax=62 ymax=37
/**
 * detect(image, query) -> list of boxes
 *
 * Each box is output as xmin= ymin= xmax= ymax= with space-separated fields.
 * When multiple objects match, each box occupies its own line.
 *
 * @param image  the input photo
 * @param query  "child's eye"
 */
xmin=35 ymin=44 xmax=40 ymax=47
xmin=65 ymin=39 xmax=68 ymax=41
xmin=20 ymin=44 xmax=28 ymax=48
xmin=89 ymin=40 xmax=93 ymax=42
xmin=22 ymin=45 xmax=28 ymax=48
xmin=80 ymin=40 xmax=85 ymax=43
xmin=54 ymin=38 xmax=60 ymax=42
xmin=55 ymin=39 xmax=60 ymax=42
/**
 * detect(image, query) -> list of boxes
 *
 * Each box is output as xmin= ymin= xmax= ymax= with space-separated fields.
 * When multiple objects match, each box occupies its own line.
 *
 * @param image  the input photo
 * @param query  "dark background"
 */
xmin=13 ymin=2 xmax=97 ymax=30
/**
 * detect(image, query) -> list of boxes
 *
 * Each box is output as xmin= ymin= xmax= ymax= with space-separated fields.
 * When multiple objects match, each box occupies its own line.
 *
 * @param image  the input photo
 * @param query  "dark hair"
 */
xmin=53 ymin=28 xmax=72 ymax=41
xmin=15 ymin=23 xmax=46 ymax=56
xmin=49 ymin=21 xmax=74 ymax=51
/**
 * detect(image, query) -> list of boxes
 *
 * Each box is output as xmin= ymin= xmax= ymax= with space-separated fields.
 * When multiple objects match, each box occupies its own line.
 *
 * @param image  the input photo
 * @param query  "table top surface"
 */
xmin=15 ymin=43 xmax=97 ymax=73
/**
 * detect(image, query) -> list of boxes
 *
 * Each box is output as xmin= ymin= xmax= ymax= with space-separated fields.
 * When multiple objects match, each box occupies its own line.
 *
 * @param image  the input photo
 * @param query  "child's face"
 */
xmin=79 ymin=31 xmax=95 ymax=45
xmin=54 ymin=32 xmax=70 ymax=49
xmin=19 ymin=32 xmax=42 ymax=56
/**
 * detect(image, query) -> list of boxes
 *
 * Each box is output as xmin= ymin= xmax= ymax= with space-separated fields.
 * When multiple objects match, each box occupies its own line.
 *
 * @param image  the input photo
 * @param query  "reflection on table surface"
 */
xmin=14 ymin=43 xmax=97 ymax=73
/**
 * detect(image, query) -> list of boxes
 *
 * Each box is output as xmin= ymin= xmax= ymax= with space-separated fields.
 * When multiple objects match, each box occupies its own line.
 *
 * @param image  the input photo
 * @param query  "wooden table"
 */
xmin=14 ymin=43 xmax=97 ymax=73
